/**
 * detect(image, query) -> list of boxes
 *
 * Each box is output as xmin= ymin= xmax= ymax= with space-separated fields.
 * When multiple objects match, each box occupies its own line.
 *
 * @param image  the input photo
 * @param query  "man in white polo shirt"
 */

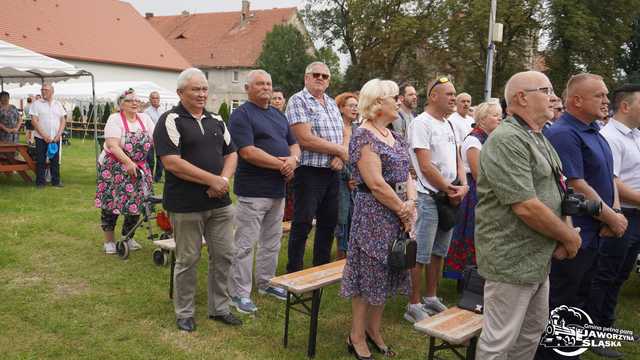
xmin=448 ymin=92 xmax=474 ymax=144
xmin=405 ymin=77 xmax=468 ymax=323
xmin=588 ymin=83 xmax=640 ymax=358
xmin=30 ymin=83 xmax=66 ymax=188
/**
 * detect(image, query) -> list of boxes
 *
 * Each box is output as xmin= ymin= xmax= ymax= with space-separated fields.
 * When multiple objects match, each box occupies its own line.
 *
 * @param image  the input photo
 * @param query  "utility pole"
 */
xmin=484 ymin=0 xmax=500 ymax=101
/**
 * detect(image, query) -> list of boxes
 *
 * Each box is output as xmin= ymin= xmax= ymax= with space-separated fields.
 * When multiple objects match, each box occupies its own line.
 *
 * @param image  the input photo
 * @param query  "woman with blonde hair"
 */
xmin=444 ymin=100 xmax=502 ymax=281
xmin=340 ymin=79 xmax=417 ymax=359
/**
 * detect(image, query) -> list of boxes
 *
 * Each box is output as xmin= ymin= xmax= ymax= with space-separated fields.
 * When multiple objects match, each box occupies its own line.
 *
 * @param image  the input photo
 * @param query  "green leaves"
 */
xmin=256 ymin=24 xmax=314 ymax=98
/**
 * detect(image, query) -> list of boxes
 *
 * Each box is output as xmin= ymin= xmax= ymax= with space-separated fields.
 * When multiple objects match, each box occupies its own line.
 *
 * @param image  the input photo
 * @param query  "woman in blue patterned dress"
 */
xmin=340 ymin=79 xmax=417 ymax=359
xmin=0 ymin=91 xmax=23 ymax=144
xmin=444 ymin=101 xmax=502 ymax=283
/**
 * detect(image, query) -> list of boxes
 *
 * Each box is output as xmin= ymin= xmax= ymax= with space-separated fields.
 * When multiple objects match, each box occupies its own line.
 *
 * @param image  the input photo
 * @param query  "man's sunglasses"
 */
xmin=311 ymin=73 xmax=330 ymax=80
xmin=428 ymin=77 xmax=450 ymax=96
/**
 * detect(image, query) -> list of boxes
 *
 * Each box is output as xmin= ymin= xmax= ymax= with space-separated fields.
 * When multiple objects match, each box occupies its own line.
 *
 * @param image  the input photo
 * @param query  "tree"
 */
xmin=257 ymin=24 xmax=315 ymax=97
xmin=217 ymin=102 xmax=230 ymax=124
xmin=101 ymin=102 xmax=113 ymax=124
xmin=617 ymin=16 xmax=640 ymax=83
xmin=545 ymin=0 xmax=640 ymax=91
xmin=315 ymin=46 xmax=343 ymax=93
xmin=303 ymin=0 xmax=438 ymax=90
xmin=72 ymin=106 xmax=82 ymax=122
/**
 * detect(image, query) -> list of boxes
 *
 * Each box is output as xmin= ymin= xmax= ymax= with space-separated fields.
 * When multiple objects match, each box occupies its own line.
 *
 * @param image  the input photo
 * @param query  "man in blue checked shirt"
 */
xmin=285 ymin=61 xmax=348 ymax=273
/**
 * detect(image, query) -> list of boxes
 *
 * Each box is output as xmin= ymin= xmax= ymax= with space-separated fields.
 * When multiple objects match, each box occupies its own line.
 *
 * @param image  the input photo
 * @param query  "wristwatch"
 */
xmin=612 ymin=208 xmax=623 ymax=214
xmin=221 ymin=176 xmax=229 ymax=183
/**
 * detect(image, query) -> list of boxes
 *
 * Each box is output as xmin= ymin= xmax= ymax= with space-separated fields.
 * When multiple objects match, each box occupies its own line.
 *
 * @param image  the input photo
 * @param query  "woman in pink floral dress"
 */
xmin=95 ymin=89 xmax=155 ymax=254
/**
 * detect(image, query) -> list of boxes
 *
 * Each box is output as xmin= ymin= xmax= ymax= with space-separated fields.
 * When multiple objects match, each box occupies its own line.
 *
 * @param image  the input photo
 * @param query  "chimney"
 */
xmin=145 ymin=12 xmax=154 ymax=19
xmin=181 ymin=10 xmax=190 ymax=16
xmin=241 ymin=0 xmax=250 ymax=26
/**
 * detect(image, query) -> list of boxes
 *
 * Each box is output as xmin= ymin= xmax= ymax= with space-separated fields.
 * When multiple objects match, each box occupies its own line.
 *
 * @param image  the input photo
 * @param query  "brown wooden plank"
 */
xmin=16 ymin=146 xmax=35 ymax=171
xmin=17 ymin=171 xmax=32 ymax=182
xmin=270 ymin=259 xmax=345 ymax=294
xmin=414 ymin=307 xmax=483 ymax=344
xmin=0 ymin=164 xmax=30 ymax=172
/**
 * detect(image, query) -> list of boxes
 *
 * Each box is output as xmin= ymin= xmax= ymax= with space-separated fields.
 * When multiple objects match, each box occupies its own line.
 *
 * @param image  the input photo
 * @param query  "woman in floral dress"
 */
xmin=0 ymin=91 xmax=23 ymax=144
xmin=340 ymin=79 xmax=417 ymax=359
xmin=95 ymin=89 xmax=155 ymax=254
xmin=444 ymin=101 xmax=502 ymax=283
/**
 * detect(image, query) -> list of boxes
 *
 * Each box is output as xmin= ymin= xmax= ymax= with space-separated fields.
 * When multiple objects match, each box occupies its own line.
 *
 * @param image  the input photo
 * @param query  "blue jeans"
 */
xmin=415 ymin=192 xmax=454 ymax=265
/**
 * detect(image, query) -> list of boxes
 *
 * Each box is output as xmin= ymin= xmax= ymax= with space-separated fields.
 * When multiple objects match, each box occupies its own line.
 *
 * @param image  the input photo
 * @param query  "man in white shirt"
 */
xmin=448 ymin=92 xmax=474 ymax=144
xmin=390 ymin=82 xmax=417 ymax=139
xmin=30 ymin=83 xmax=66 ymax=187
xmin=144 ymin=91 xmax=163 ymax=182
xmin=405 ymin=77 xmax=468 ymax=323
xmin=589 ymin=84 xmax=640 ymax=358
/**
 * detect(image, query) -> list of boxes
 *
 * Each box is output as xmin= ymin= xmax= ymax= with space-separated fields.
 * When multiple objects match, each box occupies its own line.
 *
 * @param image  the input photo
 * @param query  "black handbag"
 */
xmin=388 ymin=231 xmax=417 ymax=272
xmin=432 ymin=178 xmax=462 ymax=231
xmin=457 ymin=265 xmax=485 ymax=314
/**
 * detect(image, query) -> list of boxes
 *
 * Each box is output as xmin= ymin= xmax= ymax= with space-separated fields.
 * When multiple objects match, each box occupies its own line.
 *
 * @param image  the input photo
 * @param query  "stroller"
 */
xmin=115 ymin=168 xmax=172 ymax=259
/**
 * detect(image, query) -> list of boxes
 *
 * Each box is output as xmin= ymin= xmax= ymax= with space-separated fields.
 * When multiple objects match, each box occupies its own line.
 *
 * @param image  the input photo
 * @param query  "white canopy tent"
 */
xmin=6 ymin=81 xmax=179 ymax=109
xmin=0 ymin=39 xmax=96 ymax=164
xmin=0 ymin=39 xmax=90 ymax=86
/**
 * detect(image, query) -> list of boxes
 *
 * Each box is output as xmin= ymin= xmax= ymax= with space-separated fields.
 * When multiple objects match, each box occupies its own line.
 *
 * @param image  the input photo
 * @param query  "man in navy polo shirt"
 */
xmin=227 ymin=69 xmax=300 ymax=314
xmin=536 ymin=73 xmax=628 ymax=359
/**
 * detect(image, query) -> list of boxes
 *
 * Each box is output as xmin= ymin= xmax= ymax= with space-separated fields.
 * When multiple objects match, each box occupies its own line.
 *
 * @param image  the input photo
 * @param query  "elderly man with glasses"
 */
xmin=476 ymin=71 xmax=582 ymax=360
xmin=285 ymin=61 xmax=347 ymax=273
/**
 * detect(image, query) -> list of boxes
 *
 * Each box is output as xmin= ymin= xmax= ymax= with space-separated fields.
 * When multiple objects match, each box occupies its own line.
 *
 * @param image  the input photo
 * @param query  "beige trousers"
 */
xmin=170 ymin=205 xmax=234 ymax=319
xmin=476 ymin=277 xmax=550 ymax=360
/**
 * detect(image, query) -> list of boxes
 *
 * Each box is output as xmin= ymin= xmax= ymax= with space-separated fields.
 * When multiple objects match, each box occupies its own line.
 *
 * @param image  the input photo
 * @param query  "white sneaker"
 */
xmin=404 ymin=303 xmax=430 ymax=323
xmin=127 ymin=239 xmax=142 ymax=251
xmin=422 ymin=297 xmax=448 ymax=315
xmin=104 ymin=242 xmax=116 ymax=254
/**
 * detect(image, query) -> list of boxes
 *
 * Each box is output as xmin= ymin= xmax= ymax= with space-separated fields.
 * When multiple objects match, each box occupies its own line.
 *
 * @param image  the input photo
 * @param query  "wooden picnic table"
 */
xmin=0 ymin=143 xmax=36 ymax=182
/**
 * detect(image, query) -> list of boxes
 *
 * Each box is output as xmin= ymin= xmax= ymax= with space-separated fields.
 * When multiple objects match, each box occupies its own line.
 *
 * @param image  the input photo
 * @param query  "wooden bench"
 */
xmin=269 ymin=259 xmax=346 ymax=358
xmin=414 ymin=306 xmax=483 ymax=360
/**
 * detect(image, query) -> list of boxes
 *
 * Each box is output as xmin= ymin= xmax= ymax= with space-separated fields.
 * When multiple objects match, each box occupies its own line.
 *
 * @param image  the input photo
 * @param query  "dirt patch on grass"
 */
xmin=54 ymin=280 xmax=90 ymax=298
xmin=6 ymin=274 xmax=43 ymax=289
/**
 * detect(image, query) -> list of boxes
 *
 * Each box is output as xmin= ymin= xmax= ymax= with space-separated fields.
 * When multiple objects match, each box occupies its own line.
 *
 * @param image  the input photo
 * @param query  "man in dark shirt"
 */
xmin=154 ymin=68 xmax=241 ymax=332
xmin=536 ymin=73 xmax=628 ymax=359
xmin=227 ymin=69 xmax=300 ymax=314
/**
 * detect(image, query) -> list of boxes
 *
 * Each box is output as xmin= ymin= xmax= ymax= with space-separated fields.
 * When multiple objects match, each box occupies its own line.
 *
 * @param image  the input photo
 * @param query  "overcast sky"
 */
xmin=125 ymin=0 xmax=304 ymax=16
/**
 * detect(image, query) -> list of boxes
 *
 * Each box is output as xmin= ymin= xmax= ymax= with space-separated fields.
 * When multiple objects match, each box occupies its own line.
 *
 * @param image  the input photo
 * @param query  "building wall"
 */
xmin=62 ymin=60 xmax=182 ymax=95
xmin=204 ymin=68 xmax=250 ymax=113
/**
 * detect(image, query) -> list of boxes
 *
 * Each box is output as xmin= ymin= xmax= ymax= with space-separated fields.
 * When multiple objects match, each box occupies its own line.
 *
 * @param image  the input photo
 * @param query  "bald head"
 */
xmin=504 ymin=71 xmax=549 ymax=107
xmin=503 ymin=71 xmax=555 ymax=130
xmin=564 ymin=73 xmax=609 ymax=123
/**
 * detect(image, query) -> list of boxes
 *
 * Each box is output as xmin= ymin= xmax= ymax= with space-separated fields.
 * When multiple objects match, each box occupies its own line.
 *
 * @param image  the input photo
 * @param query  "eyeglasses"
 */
xmin=428 ymin=77 xmax=450 ymax=96
xmin=311 ymin=73 xmax=330 ymax=80
xmin=524 ymin=87 xmax=555 ymax=96
xmin=122 ymin=98 xmax=139 ymax=103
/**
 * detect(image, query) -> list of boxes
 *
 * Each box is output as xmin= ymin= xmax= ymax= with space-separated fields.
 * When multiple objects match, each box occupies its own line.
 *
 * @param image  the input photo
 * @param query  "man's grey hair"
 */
xmin=305 ymin=61 xmax=330 ymax=75
xmin=177 ymin=68 xmax=207 ymax=90
xmin=246 ymin=69 xmax=271 ymax=85
xmin=456 ymin=92 xmax=471 ymax=101
xmin=149 ymin=91 xmax=160 ymax=99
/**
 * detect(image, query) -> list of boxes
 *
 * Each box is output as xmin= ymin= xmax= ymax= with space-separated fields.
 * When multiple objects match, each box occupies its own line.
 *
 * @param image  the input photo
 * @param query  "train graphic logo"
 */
xmin=539 ymin=305 xmax=593 ymax=356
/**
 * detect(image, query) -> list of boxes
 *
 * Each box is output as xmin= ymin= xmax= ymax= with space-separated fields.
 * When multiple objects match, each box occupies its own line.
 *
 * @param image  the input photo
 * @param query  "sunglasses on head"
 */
xmin=428 ymin=77 xmax=450 ymax=96
xmin=311 ymin=72 xmax=330 ymax=80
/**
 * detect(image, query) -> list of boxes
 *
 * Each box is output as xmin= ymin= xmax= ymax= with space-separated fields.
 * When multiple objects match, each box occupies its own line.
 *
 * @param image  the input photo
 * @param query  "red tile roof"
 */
xmin=148 ymin=7 xmax=299 ymax=69
xmin=0 ymin=0 xmax=191 ymax=71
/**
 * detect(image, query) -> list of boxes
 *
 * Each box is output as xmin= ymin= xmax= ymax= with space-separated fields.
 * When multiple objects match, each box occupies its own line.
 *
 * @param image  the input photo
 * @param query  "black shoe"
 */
xmin=590 ymin=347 xmax=624 ymax=358
xmin=176 ymin=317 xmax=196 ymax=332
xmin=365 ymin=332 xmax=396 ymax=357
xmin=209 ymin=312 xmax=242 ymax=326
xmin=347 ymin=336 xmax=373 ymax=360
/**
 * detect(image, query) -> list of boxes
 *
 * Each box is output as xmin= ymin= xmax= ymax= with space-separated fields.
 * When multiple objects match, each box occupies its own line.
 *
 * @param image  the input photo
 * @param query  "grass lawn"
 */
xmin=1 ymin=139 xmax=638 ymax=359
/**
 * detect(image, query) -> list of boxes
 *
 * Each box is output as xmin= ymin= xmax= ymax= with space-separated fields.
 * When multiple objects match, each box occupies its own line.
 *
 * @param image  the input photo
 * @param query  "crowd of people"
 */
xmin=3 ymin=60 xmax=639 ymax=360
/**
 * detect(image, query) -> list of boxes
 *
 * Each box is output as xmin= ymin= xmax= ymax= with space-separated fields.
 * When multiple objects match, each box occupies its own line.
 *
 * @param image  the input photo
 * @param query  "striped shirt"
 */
xmin=286 ymin=88 xmax=343 ymax=168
